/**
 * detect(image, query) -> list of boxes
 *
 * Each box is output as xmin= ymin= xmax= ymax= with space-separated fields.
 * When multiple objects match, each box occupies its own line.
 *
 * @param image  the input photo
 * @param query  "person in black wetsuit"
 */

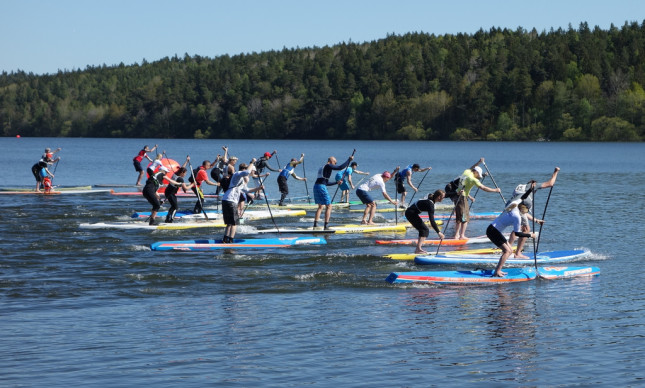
xmin=404 ymin=189 xmax=446 ymax=254
xmin=142 ymin=171 xmax=167 ymax=225
xmin=163 ymin=166 xmax=194 ymax=223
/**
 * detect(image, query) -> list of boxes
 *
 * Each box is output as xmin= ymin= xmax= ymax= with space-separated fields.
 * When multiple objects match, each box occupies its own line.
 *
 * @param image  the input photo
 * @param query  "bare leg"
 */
xmin=314 ymin=205 xmax=323 ymax=227
xmin=415 ymin=236 xmax=428 ymax=254
xmin=136 ymin=170 xmax=144 ymax=185
xmin=323 ymin=204 xmax=332 ymax=224
xmin=494 ymin=243 xmax=513 ymax=277
xmin=368 ymin=203 xmax=377 ymax=224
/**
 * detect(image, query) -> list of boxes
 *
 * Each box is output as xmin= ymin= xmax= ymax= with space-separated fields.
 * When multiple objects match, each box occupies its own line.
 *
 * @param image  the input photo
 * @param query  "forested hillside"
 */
xmin=1 ymin=22 xmax=644 ymax=141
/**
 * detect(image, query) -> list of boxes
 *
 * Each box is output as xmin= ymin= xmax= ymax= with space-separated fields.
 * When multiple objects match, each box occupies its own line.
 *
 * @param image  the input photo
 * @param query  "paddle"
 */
xmin=394 ymin=178 xmax=399 ymax=225
xmin=50 ymin=158 xmax=60 ymax=188
xmin=272 ymin=150 xmax=280 ymax=173
xmin=434 ymin=206 xmax=456 ymax=254
xmin=330 ymin=149 xmax=356 ymax=203
xmin=535 ymin=184 xmax=554 ymax=254
xmin=406 ymin=167 xmax=431 ymax=205
xmin=302 ymin=155 xmax=311 ymax=204
xmin=188 ymin=158 xmax=209 ymax=221
xmin=257 ymin=173 xmax=280 ymax=233
xmin=482 ymin=161 xmax=507 ymax=204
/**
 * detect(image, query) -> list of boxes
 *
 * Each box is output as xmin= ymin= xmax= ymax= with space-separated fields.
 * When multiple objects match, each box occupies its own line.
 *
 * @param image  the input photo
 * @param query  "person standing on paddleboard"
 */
xmin=32 ymin=148 xmax=60 ymax=192
xmin=251 ymin=151 xmax=280 ymax=199
xmin=221 ymin=161 xmax=264 ymax=243
xmin=190 ymin=160 xmax=220 ymax=214
xmin=210 ymin=146 xmax=229 ymax=196
xmin=277 ymin=154 xmax=306 ymax=206
xmin=488 ymin=183 xmax=540 ymax=277
xmin=335 ymin=161 xmax=369 ymax=203
xmin=356 ymin=170 xmax=398 ymax=225
xmin=405 ymin=190 xmax=446 ymax=254
xmin=163 ymin=156 xmax=194 ymax=223
xmin=313 ymin=155 xmax=354 ymax=230
xmin=506 ymin=167 xmax=560 ymax=258
xmin=133 ymin=144 xmax=157 ymax=186
xmin=395 ymin=163 xmax=431 ymax=208
xmin=142 ymin=170 xmax=167 ymax=225
xmin=445 ymin=157 xmax=501 ymax=240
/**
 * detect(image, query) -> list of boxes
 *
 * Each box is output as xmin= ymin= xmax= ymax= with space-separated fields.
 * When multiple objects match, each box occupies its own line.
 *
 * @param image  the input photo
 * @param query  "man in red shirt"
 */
xmin=192 ymin=160 xmax=219 ymax=214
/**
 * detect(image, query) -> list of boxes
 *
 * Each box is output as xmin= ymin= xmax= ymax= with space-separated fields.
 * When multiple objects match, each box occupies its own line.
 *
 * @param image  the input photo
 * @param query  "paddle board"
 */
xmin=0 ymin=185 xmax=93 ymax=191
xmin=386 ymin=267 xmax=537 ymax=284
xmin=250 ymin=202 xmax=350 ymax=210
xmin=79 ymin=220 xmax=226 ymax=230
xmin=413 ymin=249 xmax=591 ymax=266
xmin=537 ymin=266 xmax=600 ymax=279
xmin=376 ymin=235 xmax=492 ymax=246
xmin=131 ymin=209 xmax=306 ymax=220
xmin=150 ymin=236 xmax=327 ymax=251
xmin=109 ymin=189 xmax=220 ymax=198
xmin=0 ymin=189 xmax=111 ymax=195
xmin=256 ymin=223 xmax=407 ymax=234
xmin=429 ymin=211 xmax=500 ymax=220
xmin=383 ymin=247 xmax=506 ymax=261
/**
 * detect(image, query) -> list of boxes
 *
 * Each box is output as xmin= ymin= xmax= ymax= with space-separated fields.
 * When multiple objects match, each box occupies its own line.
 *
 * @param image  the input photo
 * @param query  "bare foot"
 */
xmin=366 ymin=221 xmax=376 ymax=225
xmin=514 ymin=253 xmax=529 ymax=259
xmin=360 ymin=220 xmax=367 ymax=225
xmin=414 ymin=249 xmax=428 ymax=254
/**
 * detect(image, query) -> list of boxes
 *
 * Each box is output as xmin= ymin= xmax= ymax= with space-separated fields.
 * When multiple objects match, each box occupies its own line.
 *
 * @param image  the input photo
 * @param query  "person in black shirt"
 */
xmin=404 ymin=190 xmax=446 ymax=254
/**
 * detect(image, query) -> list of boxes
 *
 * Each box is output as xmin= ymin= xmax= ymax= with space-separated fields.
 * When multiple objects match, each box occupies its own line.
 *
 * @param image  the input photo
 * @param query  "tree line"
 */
xmin=1 ymin=21 xmax=645 ymax=141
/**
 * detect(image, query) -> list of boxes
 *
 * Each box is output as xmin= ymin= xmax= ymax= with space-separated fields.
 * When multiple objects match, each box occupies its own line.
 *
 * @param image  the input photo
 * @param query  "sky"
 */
xmin=1 ymin=0 xmax=644 ymax=75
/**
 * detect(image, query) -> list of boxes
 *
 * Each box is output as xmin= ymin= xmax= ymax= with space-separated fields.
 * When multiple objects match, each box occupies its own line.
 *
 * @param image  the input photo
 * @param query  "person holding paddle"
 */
xmin=506 ymin=167 xmax=559 ymax=258
xmin=356 ymin=170 xmax=398 ymax=225
xmin=32 ymin=148 xmax=60 ymax=192
xmin=335 ymin=161 xmax=369 ymax=203
xmin=190 ymin=160 xmax=219 ymax=214
xmin=133 ymin=144 xmax=157 ymax=186
xmin=221 ymin=160 xmax=264 ymax=243
xmin=447 ymin=158 xmax=501 ymax=240
xmin=488 ymin=184 xmax=539 ymax=277
xmin=313 ymin=154 xmax=354 ymax=230
xmin=142 ymin=170 xmax=167 ymax=225
xmin=405 ymin=190 xmax=446 ymax=254
xmin=163 ymin=156 xmax=194 ymax=223
xmin=277 ymin=154 xmax=306 ymax=206
xmin=395 ymin=163 xmax=431 ymax=208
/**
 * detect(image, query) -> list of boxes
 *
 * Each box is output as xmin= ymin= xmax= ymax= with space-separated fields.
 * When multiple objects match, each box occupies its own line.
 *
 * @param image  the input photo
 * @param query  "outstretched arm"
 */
xmin=541 ymin=167 xmax=560 ymax=189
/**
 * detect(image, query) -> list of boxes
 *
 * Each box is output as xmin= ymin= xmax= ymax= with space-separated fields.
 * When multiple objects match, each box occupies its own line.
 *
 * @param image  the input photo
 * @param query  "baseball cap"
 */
xmin=264 ymin=152 xmax=272 ymax=158
xmin=382 ymin=171 xmax=391 ymax=179
xmin=473 ymin=166 xmax=483 ymax=177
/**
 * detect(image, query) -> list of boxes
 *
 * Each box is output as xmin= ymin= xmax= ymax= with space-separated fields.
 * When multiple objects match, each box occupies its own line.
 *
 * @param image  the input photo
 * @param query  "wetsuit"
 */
xmin=405 ymin=198 xmax=441 ymax=238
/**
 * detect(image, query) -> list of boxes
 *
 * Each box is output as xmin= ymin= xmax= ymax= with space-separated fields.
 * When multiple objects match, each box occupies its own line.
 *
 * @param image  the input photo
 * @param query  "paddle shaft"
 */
xmin=330 ymin=149 xmax=356 ymax=203
xmin=435 ymin=206 xmax=456 ymax=254
xmin=257 ymin=174 xmax=280 ymax=233
xmin=406 ymin=168 xmax=430 ymax=205
xmin=482 ymin=162 xmax=507 ymax=204
xmin=302 ymin=156 xmax=311 ymax=204
xmin=188 ymin=160 xmax=209 ymax=221
xmin=536 ymin=185 xmax=554 ymax=253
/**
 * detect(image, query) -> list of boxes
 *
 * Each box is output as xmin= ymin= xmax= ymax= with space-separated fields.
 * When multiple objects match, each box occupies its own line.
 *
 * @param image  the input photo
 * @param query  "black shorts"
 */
xmin=222 ymin=200 xmax=239 ymax=226
xmin=405 ymin=207 xmax=429 ymax=238
xmin=32 ymin=164 xmax=43 ymax=182
xmin=277 ymin=175 xmax=289 ymax=194
xmin=486 ymin=224 xmax=507 ymax=247
xmin=396 ymin=177 xmax=405 ymax=194
xmin=142 ymin=188 xmax=161 ymax=211
xmin=133 ymin=159 xmax=143 ymax=172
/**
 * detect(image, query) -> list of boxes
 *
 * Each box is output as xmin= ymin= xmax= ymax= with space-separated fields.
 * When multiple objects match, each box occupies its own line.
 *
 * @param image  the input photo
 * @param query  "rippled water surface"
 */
xmin=1 ymin=138 xmax=644 ymax=386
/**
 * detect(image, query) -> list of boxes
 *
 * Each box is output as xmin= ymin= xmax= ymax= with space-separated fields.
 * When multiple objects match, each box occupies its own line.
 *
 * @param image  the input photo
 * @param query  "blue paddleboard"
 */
xmin=150 ymin=236 xmax=326 ymax=251
xmin=536 ymin=266 xmax=600 ymax=279
xmin=386 ymin=267 xmax=537 ymax=284
xmin=414 ymin=249 xmax=591 ymax=266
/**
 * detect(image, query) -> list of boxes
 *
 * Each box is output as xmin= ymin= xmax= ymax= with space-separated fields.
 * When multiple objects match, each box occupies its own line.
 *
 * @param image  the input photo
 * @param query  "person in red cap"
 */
xmin=251 ymin=150 xmax=280 ymax=199
xmin=32 ymin=147 xmax=61 ymax=191
xmin=355 ymin=169 xmax=399 ymax=225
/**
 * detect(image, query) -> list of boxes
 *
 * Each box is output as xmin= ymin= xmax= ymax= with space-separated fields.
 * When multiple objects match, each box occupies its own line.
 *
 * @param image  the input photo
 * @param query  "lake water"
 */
xmin=1 ymin=137 xmax=644 ymax=386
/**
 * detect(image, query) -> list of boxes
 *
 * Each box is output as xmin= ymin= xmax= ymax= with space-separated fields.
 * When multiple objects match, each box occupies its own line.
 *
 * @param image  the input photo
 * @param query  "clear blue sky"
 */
xmin=2 ymin=0 xmax=643 ymax=75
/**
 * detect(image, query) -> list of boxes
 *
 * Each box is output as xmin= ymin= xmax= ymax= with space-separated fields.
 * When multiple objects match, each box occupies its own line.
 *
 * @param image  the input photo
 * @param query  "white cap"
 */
xmin=473 ymin=166 xmax=483 ymax=177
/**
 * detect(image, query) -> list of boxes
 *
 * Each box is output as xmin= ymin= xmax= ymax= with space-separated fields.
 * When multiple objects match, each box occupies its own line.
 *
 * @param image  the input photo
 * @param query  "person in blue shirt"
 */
xmin=334 ymin=161 xmax=369 ymax=203
xmin=277 ymin=154 xmax=307 ymax=206
xmin=313 ymin=155 xmax=354 ymax=230
xmin=395 ymin=163 xmax=431 ymax=207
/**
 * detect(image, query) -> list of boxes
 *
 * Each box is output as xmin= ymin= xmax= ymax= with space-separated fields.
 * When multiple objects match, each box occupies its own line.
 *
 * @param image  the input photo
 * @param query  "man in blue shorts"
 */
xmin=313 ymin=155 xmax=354 ymax=230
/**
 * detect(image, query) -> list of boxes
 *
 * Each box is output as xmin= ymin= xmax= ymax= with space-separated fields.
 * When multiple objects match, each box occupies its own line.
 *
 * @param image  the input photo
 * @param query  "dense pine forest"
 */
xmin=1 ymin=22 xmax=645 ymax=141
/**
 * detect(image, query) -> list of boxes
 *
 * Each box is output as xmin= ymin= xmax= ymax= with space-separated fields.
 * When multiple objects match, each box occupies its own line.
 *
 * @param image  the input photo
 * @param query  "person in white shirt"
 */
xmin=355 ymin=171 xmax=398 ymax=225
xmin=221 ymin=161 xmax=264 ymax=243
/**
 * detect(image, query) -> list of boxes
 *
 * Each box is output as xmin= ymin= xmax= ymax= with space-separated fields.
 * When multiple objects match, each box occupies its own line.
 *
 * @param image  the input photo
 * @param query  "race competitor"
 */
xmin=334 ymin=161 xmax=369 ymax=203
xmin=277 ymin=154 xmax=306 ymax=206
xmin=142 ymin=171 xmax=167 ymax=225
xmin=395 ymin=163 xmax=431 ymax=208
xmin=221 ymin=161 xmax=263 ymax=243
xmin=133 ymin=144 xmax=157 ymax=185
xmin=355 ymin=170 xmax=398 ymax=225
xmin=31 ymin=148 xmax=60 ymax=192
xmin=404 ymin=190 xmax=446 ymax=254
xmin=506 ymin=167 xmax=560 ymax=258
xmin=190 ymin=160 xmax=219 ymax=214
xmin=312 ymin=154 xmax=354 ymax=230
xmin=445 ymin=157 xmax=500 ymax=240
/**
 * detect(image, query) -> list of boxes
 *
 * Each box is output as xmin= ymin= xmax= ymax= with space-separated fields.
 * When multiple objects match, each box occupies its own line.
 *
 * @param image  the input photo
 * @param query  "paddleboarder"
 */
xmin=506 ymin=167 xmax=560 ymax=258
xmin=395 ymin=163 xmax=431 ymax=208
xmin=133 ymin=144 xmax=157 ymax=186
xmin=163 ymin=157 xmax=195 ymax=223
xmin=142 ymin=170 xmax=167 ymax=225
xmin=356 ymin=170 xmax=398 ymax=225
xmin=190 ymin=160 xmax=220 ymax=214
xmin=252 ymin=151 xmax=280 ymax=199
xmin=313 ymin=154 xmax=354 ymax=230
xmin=445 ymin=157 xmax=501 ymax=240
xmin=32 ymin=148 xmax=60 ymax=192
xmin=222 ymin=161 xmax=264 ymax=243
xmin=277 ymin=154 xmax=306 ymax=206
xmin=335 ymin=161 xmax=369 ymax=203
xmin=210 ymin=146 xmax=229 ymax=196
xmin=404 ymin=190 xmax=446 ymax=254
xmin=488 ymin=184 xmax=540 ymax=277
